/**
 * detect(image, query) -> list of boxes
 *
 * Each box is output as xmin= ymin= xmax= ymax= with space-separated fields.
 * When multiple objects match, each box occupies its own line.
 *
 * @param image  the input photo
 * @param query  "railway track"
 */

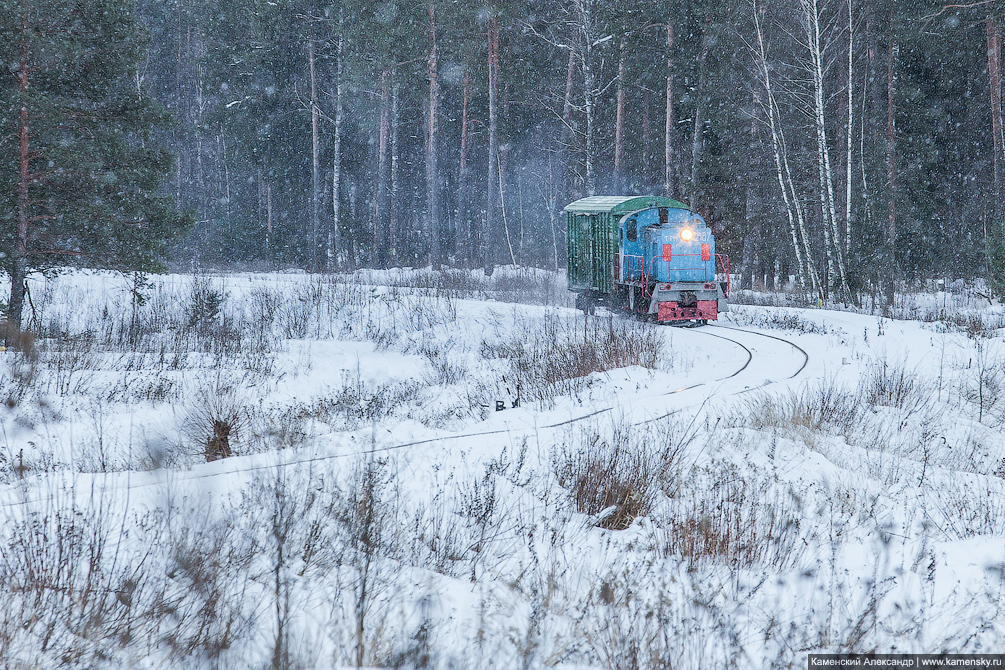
xmin=0 ymin=323 xmax=812 ymax=505
xmin=706 ymin=323 xmax=809 ymax=379
xmin=657 ymin=321 xmax=808 ymax=397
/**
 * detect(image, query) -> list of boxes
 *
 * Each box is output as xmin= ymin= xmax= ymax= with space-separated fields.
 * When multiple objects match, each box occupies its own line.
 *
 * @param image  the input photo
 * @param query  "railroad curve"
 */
xmin=705 ymin=323 xmax=809 ymax=379
xmin=0 ymin=323 xmax=813 ymax=505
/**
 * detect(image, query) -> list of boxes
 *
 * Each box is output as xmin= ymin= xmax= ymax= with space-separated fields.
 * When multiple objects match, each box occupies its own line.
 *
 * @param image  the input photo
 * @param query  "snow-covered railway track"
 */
xmin=655 ymin=321 xmax=806 ymax=398
xmin=0 ymin=322 xmax=810 ymax=506
xmin=705 ymin=324 xmax=809 ymax=379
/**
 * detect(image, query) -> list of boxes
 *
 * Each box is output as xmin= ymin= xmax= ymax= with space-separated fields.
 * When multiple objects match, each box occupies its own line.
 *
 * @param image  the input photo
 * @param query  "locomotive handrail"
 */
xmin=715 ymin=254 xmax=731 ymax=295
xmin=623 ymin=254 xmax=649 ymax=285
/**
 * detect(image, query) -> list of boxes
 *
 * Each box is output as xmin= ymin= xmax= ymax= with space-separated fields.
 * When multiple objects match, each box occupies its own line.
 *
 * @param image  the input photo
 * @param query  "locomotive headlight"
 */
xmin=680 ymin=228 xmax=694 ymax=242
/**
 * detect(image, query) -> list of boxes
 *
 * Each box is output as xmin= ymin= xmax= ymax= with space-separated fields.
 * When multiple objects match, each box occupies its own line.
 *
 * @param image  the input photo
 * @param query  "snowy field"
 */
xmin=2 ymin=268 xmax=1005 ymax=668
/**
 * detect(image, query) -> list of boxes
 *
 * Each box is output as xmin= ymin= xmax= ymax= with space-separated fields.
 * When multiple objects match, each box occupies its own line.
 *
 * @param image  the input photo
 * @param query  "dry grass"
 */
xmin=364 ymin=266 xmax=572 ymax=307
xmin=297 ymin=372 xmax=422 ymax=431
xmin=656 ymin=479 xmax=806 ymax=569
xmin=926 ymin=475 xmax=1005 ymax=540
xmin=1 ymin=320 xmax=36 ymax=355
xmin=861 ymin=360 xmax=930 ymax=413
xmin=729 ymin=379 xmax=864 ymax=438
xmin=727 ymin=308 xmax=839 ymax=335
xmin=553 ymin=418 xmax=691 ymax=531
xmin=182 ymin=378 xmax=249 ymax=461
xmin=0 ymin=489 xmax=157 ymax=666
xmin=482 ymin=313 xmax=666 ymax=404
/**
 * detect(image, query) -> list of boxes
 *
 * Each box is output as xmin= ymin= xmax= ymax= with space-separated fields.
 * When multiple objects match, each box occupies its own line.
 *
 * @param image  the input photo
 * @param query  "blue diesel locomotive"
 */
xmin=565 ymin=195 xmax=729 ymax=323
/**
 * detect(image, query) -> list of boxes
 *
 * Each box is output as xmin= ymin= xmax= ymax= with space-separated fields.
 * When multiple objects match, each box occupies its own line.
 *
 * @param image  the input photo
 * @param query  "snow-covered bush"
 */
xmin=553 ymin=417 xmax=690 ymax=530
xmin=481 ymin=312 xmax=668 ymax=405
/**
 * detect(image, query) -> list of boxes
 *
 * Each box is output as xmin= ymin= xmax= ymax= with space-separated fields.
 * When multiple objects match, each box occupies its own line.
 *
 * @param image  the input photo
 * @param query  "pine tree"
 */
xmin=1 ymin=0 xmax=188 ymax=337
xmin=988 ymin=217 xmax=1005 ymax=300
xmin=987 ymin=4 xmax=1004 ymax=300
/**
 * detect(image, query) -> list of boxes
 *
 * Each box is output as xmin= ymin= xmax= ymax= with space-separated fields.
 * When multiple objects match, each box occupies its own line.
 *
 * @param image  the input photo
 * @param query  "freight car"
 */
xmin=564 ymin=196 xmax=729 ymax=323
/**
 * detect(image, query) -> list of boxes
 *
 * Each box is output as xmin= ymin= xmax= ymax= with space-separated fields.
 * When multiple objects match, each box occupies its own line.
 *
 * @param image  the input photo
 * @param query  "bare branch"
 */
xmin=922 ymin=0 xmax=995 ymax=20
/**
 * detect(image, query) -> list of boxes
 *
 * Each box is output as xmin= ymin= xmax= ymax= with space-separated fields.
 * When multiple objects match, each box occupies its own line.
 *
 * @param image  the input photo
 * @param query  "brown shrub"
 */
xmin=1 ymin=320 xmax=35 ymax=356
xmin=554 ymin=418 xmax=691 ymax=530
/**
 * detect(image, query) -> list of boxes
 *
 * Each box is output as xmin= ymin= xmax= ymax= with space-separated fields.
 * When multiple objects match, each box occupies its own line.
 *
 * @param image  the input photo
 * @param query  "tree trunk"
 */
xmin=485 ymin=14 xmax=499 ymax=275
xmin=562 ymin=27 xmax=576 ymax=191
xmin=560 ymin=25 xmax=577 ymax=203
xmin=885 ymin=12 xmax=897 ymax=307
xmin=498 ymin=145 xmax=517 ymax=266
xmin=195 ymin=62 xmax=206 ymax=241
xmin=742 ymin=89 xmax=762 ymax=291
xmin=581 ymin=11 xmax=596 ymax=196
xmin=10 ymin=11 xmax=30 ymax=337
xmin=390 ymin=82 xmax=400 ymax=261
xmin=614 ymin=37 xmax=626 ymax=192
xmin=175 ymin=0 xmax=182 ymax=204
xmin=220 ymin=126 xmax=232 ymax=232
xmin=804 ymin=0 xmax=849 ymax=299
xmin=457 ymin=70 xmax=471 ymax=264
xmin=266 ymin=179 xmax=273 ymax=261
xmin=331 ymin=13 xmax=345 ymax=269
xmin=844 ymin=0 xmax=854 ymax=256
xmin=664 ymin=21 xmax=678 ymax=200
xmin=690 ymin=16 xmax=712 ymax=210
xmin=374 ymin=70 xmax=391 ymax=267
xmin=753 ymin=0 xmax=819 ymax=295
xmin=308 ymin=12 xmax=321 ymax=266
xmin=547 ymin=156 xmax=560 ymax=269
xmin=860 ymin=0 xmax=878 ymax=256
xmin=563 ymin=33 xmax=576 ymax=126
xmin=642 ymin=89 xmax=651 ymax=182
xmin=989 ymin=8 xmax=1004 ymax=226
xmin=426 ymin=2 xmax=441 ymax=268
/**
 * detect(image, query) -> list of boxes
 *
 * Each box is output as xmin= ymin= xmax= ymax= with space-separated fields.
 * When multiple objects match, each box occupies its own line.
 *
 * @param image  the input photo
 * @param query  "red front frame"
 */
xmin=658 ymin=299 xmax=718 ymax=322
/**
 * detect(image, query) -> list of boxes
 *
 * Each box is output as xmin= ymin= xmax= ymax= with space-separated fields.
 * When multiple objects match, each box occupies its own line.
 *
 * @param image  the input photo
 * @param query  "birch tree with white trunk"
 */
xmin=844 ymin=0 xmax=854 ymax=256
xmin=751 ymin=0 xmax=821 ymax=296
xmin=574 ymin=0 xmax=599 ymax=197
xmin=801 ymin=0 xmax=851 ymax=299
xmin=330 ymin=12 xmax=345 ymax=269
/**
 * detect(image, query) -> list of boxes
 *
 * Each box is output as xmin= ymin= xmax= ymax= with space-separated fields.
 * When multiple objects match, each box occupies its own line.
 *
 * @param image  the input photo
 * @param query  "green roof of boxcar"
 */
xmin=562 ymin=195 xmax=689 ymax=214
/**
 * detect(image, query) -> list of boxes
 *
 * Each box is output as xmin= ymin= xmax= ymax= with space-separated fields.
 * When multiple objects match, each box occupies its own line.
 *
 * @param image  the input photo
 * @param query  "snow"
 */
xmin=2 ymin=268 xmax=1004 ymax=668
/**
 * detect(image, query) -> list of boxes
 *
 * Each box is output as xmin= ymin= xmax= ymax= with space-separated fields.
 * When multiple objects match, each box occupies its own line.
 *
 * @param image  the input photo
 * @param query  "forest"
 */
xmin=5 ymin=0 xmax=1005 ymax=300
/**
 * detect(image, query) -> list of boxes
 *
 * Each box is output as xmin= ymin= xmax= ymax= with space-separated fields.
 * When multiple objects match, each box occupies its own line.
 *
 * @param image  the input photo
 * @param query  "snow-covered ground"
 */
xmin=2 ymin=268 xmax=1004 ymax=668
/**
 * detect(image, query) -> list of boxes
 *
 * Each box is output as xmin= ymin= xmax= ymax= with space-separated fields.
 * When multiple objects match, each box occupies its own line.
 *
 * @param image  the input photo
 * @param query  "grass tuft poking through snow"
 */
xmin=482 ymin=312 xmax=667 ymax=405
xmin=553 ymin=416 xmax=692 ymax=530
xmin=656 ymin=476 xmax=807 ymax=569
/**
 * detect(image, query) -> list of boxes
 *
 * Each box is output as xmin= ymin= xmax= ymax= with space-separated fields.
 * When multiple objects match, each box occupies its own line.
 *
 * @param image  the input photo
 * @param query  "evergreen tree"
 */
xmin=989 ymin=216 xmax=1005 ymax=300
xmin=1 ymin=0 xmax=188 ymax=336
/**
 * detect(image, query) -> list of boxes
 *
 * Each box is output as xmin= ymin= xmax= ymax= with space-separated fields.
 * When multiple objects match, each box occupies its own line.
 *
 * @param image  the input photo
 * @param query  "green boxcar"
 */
xmin=564 ymin=195 xmax=688 ymax=296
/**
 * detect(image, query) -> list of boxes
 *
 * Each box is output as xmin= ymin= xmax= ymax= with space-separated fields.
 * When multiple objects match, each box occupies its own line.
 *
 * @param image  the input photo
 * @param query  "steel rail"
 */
xmin=0 ymin=321 xmax=810 ymax=504
xmin=705 ymin=323 xmax=809 ymax=379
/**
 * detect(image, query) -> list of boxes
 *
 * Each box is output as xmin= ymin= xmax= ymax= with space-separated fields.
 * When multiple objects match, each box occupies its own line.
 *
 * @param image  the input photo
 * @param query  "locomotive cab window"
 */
xmin=626 ymin=217 xmax=637 ymax=242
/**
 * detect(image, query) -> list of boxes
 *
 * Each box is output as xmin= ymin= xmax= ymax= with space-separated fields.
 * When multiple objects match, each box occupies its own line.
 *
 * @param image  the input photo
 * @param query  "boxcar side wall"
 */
xmin=596 ymin=212 xmax=616 ymax=294
xmin=566 ymin=212 xmax=585 ymax=290
xmin=566 ymin=211 xmax=618 ymax=294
